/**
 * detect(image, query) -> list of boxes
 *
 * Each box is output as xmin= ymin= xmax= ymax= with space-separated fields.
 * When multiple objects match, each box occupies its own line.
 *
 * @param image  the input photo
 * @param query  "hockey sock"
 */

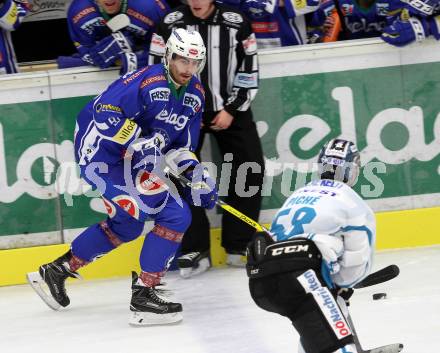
xmin=139 ymin=224 xmax=184 ymax=276
xmin=71 ymin=221 xmax=123 ymax=263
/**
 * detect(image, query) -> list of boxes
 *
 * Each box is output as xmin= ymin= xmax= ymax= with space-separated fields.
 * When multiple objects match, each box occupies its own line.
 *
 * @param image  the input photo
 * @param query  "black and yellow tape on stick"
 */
xmin=163 ymin=167 xmax=269 ymax=233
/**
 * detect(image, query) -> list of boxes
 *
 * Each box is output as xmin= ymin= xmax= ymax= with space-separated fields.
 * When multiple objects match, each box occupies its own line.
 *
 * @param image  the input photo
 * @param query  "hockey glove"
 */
xmin=241 ymin=0 xmax=277 ymax=19
xmin=129 ymin=133 xmax=166 ymax=173
xmin=381 ymin=17 xmax=428 ymax=46
xmin=119 ymin=52 xmax=138 ymax=75
xmin=402 ymin=0 xmax=438 ymax=17
xmin=335 ymin=287 xmax=354 ymax=306
xmin=119 ymin=51 xmax=149 ymax=75
xmin=182 ymin=165 xmax=218 ymax=209
xmin=284 ymin=0 xmax=321 ymax=17
xmin=89 ymin=32 xmax=133 ymax=69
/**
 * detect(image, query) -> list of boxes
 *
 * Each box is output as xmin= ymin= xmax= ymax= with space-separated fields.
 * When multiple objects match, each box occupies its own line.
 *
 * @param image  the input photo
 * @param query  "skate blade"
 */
xmin=226 ymin=254 xmax=246 ymax=267
xmin=369 ymin=343 xmax=404 ymax=353
xmin=26 ymin=271 xmax=61 ymax=311
xmin=179 ymin=258 xmax=210 ymax=279
xmin=129 ymin=311 xmax=183 ymax=326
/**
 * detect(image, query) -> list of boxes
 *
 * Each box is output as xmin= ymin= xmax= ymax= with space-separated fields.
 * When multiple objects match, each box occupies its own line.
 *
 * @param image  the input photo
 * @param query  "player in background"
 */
xmin=381 ymin=0 xmax=440 ymax=46
xmin=219 ymin=0 xmax=321 ymax=48
xmin=0 ymin=0 xmax=28 ymax=74
xmin=246 ymin=138 xmax=376 ymax=353
xmin=307 ymin=0 xmax=389 ymax=42
xmin=63 ymin=0 xmax=169 ymax=74
xmin=27 ymin=28 xmax=218 ymax=326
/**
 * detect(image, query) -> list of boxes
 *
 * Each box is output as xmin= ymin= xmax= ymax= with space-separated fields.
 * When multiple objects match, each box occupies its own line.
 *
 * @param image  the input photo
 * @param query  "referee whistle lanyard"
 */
xmin=96 ymin=0 xmax=128 ymax=21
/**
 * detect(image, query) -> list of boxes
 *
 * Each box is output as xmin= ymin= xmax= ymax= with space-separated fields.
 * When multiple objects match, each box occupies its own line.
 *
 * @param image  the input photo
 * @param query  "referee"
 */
xmin=149 ymin=0 xmax=265 ymax=276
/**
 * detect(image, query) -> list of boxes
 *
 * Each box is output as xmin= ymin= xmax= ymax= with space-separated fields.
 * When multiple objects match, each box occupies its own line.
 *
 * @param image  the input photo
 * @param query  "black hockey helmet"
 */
xmin=317 ymin=138 xmax=360 ymax=186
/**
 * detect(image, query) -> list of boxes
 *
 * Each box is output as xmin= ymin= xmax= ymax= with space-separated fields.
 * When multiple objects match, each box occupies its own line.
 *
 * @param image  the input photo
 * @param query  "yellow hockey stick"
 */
xmin=164 ymin=167 xmax=269 ymax=233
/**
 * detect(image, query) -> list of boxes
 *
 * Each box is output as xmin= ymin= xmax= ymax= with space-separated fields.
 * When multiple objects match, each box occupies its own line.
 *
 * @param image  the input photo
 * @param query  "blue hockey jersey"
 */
xmin=239 ymin=0 xmax=321 ymax=48
xmin=67 ymin=0 xmax=169 ymax=67
xmin=74 ymin=64 xmax=205 ymax=168
xmin=309 ymin=0 xmax=389 ymax=40
xmin=0 ymin=0 xmax=27 ymax=74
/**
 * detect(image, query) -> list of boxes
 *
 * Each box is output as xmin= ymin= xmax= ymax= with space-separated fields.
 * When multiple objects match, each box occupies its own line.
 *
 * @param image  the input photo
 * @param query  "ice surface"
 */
xmin=1 ymin=246 xmax=439 ymax=353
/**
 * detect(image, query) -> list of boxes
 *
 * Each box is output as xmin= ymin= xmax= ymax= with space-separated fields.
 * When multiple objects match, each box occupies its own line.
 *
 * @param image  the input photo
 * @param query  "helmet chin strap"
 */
xmin=167 ymin=69 xmax=182 ymax=89
xmin=164 ymin=51 xmax=182 ymax=89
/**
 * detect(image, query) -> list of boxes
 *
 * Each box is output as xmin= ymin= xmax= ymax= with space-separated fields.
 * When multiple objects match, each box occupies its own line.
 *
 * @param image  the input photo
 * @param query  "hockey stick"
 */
xmin=166 ymin=167 xmax=401 ymax=288
xmin=163 ymin=166 xmax=269 ymax=232
xmin=167 ymin=168 xmax=403 ymax=352
xmin=347 ymin=313 xmax=403 ymax=353
xmin=347 ymin=265 xmax=403 ymax=352
xmin=355 ymin=265 xmax=400 ymax=289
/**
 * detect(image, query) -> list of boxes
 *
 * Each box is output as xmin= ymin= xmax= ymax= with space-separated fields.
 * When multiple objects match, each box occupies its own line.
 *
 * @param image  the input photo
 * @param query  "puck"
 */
xmin=372 ymin=292 xmax=387 ymax=300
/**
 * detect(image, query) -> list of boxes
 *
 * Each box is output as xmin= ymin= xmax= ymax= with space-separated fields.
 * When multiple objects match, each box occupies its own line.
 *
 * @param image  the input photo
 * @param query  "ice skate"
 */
xmin=26 ymin=252 xmax=81 ymax=310
xmin=129 ymin=272 xmax=183 ymax=326
xmin=177 ymin=251 xmax=211 ymax=278
xmin=226 ymin=250 xmax=246 ymax=267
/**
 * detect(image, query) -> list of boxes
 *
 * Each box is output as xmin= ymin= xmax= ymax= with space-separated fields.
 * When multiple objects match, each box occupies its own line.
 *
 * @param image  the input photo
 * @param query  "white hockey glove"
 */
xmin=128 ymin=133 xmax=166 ymax=172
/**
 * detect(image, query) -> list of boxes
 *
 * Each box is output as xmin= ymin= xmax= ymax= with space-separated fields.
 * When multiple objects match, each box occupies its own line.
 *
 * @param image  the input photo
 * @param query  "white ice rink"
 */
xmin=1 ymin=246 xmax=439 ymax=353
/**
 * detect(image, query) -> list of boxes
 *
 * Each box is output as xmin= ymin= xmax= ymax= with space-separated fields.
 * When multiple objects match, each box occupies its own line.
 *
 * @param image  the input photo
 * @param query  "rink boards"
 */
xmin=1 ymin=205 xmax=439 ymax=286
xmin=1 ymin=38 xmax=440 ymax=285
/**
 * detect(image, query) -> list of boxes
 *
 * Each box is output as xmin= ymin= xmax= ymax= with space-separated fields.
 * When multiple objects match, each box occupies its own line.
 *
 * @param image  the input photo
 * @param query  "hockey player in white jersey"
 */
xmin=246 ymin=138 xmax=376 ymax=353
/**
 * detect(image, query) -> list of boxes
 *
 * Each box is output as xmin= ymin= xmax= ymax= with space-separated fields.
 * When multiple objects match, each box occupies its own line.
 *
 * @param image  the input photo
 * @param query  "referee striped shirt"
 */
xmin=148 ymin=4 xmax=259 ymax=114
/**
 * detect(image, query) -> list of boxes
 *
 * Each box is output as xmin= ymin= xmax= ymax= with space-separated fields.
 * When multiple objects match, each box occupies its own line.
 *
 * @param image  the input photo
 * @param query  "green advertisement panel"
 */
xmin=0 ymin=60 xmax=439 ymax=244
xmin=253 ymin=62 xmax=440 ymax=210
xmin=0 ymin=100 xmax=62 ymax=238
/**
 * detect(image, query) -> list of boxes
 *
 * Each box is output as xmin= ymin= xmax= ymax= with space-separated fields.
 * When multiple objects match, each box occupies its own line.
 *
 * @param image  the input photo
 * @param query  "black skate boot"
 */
xmin=177 ymin=250 xmax=211 ymax=278
xmin=27 ymin=251 xmax=81 ymax=310
xmin=129 ymin=271 xmax=183 ymax=326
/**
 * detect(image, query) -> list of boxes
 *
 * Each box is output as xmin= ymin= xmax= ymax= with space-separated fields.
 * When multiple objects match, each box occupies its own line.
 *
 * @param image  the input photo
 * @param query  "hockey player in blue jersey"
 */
xmin=237 ymin=0 xmax=321 ymax=48
xmin=307 ymin=0 xmax=389 ymax=41
xmin=0 ymin=0 xmax=28 ymax=74
xmin=246 ymin=138 xmax=376 ymax=353
xmin=27 ymin=28 xmax=218 ymax=326
xmin=65 ymin=0 xmax=169 ymax=74
xmin=381 ymin=0 xmax=440 ymax=46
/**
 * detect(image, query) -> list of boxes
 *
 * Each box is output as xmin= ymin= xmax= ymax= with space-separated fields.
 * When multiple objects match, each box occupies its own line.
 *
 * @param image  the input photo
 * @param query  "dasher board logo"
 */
xmin=24 ymin=0 xmax=70 ymax=22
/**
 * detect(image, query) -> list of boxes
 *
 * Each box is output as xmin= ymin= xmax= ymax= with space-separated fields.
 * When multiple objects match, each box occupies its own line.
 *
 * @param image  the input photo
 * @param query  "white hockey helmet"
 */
xmin=164 ymin=28 xmax=206 ymax=75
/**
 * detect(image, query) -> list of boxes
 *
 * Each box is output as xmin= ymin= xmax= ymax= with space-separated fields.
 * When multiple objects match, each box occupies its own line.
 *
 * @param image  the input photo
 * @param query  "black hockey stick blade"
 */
xmin=366 ymin=343 xmax=404 ymax=353
xmin=348 ymin=314 xmax=403 ymax=353
xmin=355 ymin=265 xmax=400 ymax=289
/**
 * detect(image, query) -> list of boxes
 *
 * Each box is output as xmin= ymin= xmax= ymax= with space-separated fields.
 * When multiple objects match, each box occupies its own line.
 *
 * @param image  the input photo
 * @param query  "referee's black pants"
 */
xmin=180 ymin=109 xmax=265 ymax=254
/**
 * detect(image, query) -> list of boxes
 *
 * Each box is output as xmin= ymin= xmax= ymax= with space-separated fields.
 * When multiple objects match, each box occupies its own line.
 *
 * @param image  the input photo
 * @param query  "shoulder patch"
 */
xmin=126 ymin=8 xmax=154 ymax=26
xmin=72 ymin=7 xmax=97 ymax=24
xmin=155 ymin=0 xmax=167 ymax=11
xmin=222 ymin=12 xmax=243 ymax=24
xmin=195 ymin=83 xmax=205 ymax=98
xmin=164 ymin=11 xmax=184 ymax=24
xmin=183 ymin=93 xmax=202 ymax=113
xmin=149 ymin=87 xmax=170 ymax=101
xmin=140 ymin=74 xmax=167 ymax=89
xmin=122 ymin=66 xmax=150 ymax=84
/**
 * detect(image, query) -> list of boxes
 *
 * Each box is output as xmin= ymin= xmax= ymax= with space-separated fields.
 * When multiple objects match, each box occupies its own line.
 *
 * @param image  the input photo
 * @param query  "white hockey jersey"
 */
xmin=270 ymin=178 xmax=376 ymax=288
